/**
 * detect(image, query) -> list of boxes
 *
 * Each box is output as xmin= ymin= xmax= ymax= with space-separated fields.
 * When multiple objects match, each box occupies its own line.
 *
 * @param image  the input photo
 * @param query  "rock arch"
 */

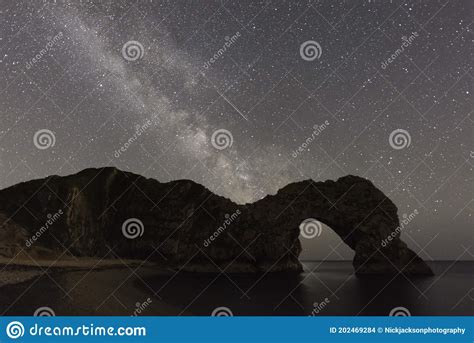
xmin=241 ymin=175 xmax=432 ymax=275
xmin=0 ymin=168 xmax=432 ymax=276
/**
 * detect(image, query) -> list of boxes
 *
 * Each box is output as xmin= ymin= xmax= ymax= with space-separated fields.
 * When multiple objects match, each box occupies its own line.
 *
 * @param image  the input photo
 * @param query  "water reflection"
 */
xmin=141 ymin=262 xmax=472 ymax=316
xmin=0 ymin=262 xmax=471 ymax=316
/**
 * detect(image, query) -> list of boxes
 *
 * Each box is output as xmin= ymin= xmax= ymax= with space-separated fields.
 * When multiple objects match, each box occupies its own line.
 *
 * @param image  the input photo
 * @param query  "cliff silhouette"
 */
xmin=0 ymin=167 xmax=433 ymax=276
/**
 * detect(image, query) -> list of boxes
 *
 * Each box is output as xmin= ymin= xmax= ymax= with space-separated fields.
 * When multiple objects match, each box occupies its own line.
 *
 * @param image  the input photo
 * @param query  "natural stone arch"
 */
xmin=242 ymin=175 xmax=432 ymax=275
xmin=0 ymin=168 xmax=432 ymax=276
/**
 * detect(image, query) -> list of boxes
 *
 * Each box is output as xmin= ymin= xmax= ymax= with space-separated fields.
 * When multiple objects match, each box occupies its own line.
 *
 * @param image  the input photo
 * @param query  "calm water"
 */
xmin=142 ymin=261 xmax=473 ymax=316
xmin=1 ymin=262 xmax=472 ymax=316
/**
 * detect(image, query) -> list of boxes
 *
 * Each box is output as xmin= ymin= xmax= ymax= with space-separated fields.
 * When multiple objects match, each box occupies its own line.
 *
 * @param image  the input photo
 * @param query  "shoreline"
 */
xmin=0 ymin=259 xmax=185 ymax=316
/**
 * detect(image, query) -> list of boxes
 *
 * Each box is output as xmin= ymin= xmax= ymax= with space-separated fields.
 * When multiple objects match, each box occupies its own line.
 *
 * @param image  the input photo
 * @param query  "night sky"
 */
xmin=1 ymin=0 xmax=472 ymax=260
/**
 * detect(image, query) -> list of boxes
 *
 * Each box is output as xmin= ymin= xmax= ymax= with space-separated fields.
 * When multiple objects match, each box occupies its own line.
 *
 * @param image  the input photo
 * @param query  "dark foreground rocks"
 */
xmin=0 ymin=167 xmax=432 ymax=276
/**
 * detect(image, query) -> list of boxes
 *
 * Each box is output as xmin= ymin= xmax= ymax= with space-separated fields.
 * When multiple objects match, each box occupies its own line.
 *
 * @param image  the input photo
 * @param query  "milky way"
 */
xmin=0 ymin=0 xmax=472 ymax=260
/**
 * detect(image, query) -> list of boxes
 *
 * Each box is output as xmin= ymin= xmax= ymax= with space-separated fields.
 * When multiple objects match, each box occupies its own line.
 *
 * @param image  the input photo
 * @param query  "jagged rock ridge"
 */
xmin=0 ymin=167 xmax=432 ymax=275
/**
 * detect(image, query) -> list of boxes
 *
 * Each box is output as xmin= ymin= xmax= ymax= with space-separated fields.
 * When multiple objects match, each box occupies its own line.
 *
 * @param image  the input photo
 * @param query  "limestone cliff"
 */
xmin=0 ymin=167 xmax=433 ymax=275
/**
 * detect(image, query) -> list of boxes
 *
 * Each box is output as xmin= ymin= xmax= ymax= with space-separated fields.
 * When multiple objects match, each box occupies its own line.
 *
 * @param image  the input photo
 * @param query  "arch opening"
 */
xmin=298 ymin=219 xmax=354 ymax=263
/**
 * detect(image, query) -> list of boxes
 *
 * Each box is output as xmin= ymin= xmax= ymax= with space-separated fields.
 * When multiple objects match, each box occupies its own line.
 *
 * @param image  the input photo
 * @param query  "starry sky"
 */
xmin=0 ymin=0 xmax=472 ymax=260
